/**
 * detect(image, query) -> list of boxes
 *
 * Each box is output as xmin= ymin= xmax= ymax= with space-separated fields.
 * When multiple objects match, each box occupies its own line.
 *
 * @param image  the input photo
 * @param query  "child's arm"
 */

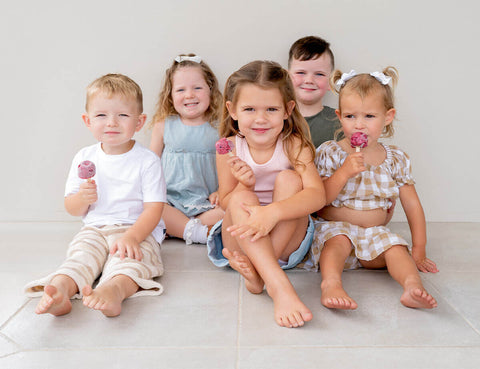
xmin=64 ymin=180 xmax=98 ymax=216
xmin=217 ymin=148 xmax=255 ymax=210
xmin=399 ymin=184 xmax=438 ymax=273
xmin=229 ymin=139 xmax=326 ymax=241
xmin=322 ymin=151 xmax=365 ymax=204
xmin=149 ymin=120 xmax=165 ymax=157
xmin=110 ymin=202 xmax=164 ymax=261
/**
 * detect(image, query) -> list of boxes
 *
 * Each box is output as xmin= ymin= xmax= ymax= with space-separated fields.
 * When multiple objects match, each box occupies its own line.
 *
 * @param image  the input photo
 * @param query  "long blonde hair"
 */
xmin=330 ymin=66 xmax=398 ymax=138
xmin=149 ymin=54 xmax=222 ymax=128
xmin=220 ymin=60 xmax=314 ymax=167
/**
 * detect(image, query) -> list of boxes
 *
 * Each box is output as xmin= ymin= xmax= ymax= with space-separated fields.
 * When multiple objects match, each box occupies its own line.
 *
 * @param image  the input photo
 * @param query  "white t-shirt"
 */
xmin=65 ymin=141 xmax=167 ymax=242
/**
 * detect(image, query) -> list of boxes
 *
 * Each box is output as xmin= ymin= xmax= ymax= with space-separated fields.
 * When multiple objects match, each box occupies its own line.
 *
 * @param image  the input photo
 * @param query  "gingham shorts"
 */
xmin=300 ymin=219 xmax=410 ymax=271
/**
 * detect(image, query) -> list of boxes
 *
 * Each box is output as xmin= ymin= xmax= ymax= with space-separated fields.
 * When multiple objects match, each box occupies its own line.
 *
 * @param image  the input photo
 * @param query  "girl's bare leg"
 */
xmin=320 ymin=235 xmax=358 ymax=309
xmin=197 ymin=206 xmax=225 ymax=226
xmin=82 ymin=274 xmax=139 ymax=317
xmin=270 ymin=170 xmax=309 ymax=261
xmin=222 ymin=190 xmax=312 ymax=328
xmin=162 ymin=204 xmax=190 ymax=239
xmin=361 ymin=245 xmax=437 ymax=309
xmin=35 ymin=274 xmax=78 ymax=316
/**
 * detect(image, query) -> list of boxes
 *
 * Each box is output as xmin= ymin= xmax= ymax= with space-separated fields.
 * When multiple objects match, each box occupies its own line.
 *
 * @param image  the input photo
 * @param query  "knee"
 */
xmin=228 ymin=190 xmax=259 ymax=208
xmin=274 ymin=170 xmax=302 ymax=197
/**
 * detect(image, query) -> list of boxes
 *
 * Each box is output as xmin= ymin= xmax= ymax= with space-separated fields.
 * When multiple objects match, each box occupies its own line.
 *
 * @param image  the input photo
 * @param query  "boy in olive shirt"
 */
xmin=288 ymin=36 xmax=341 ymax=148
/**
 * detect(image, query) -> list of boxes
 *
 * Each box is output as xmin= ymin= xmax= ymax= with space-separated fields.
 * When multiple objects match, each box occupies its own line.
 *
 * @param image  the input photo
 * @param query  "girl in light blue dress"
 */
xmin=150 ymin=54 xmax=224 ymax=244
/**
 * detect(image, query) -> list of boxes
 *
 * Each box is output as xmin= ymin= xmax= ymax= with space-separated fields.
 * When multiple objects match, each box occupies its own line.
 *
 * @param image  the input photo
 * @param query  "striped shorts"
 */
xmin=24 ymin=225 xmax=164 ymax=299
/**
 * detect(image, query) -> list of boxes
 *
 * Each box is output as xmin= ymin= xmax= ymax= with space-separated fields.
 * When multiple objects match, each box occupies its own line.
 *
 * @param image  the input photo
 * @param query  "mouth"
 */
xmin=184 ymin=102 xmax=199 ymax=107
xmin=252 ymin=128 xmax=269 ymax=134
xmin=300 ymin=86 xmax=317 ymax=92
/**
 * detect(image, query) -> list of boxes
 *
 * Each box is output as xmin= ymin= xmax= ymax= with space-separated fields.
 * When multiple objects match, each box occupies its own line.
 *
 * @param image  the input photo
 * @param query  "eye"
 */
xmin=295 ymin=71 xmax=305 ymax=75
xmin=195 ymin=86 xmax=203 ymax=90
xmin=366 ymin=114 xmax=375 ymax=118
xmin=119 ymin=114 xmax=129 ymax=117
xmin=175 ymin=88 xmax=185 ymax=93
xmin=344 ymin=114 xmax=354 ymax=119
xmin=243 ymin=107 xmax=254 ymax=112
xmin=96 ymin=114 xmax=106 ymax=118
xmin=267 ymin=107 xmax=279 ymax=112
xmin=315 ymin=73 xmax=325 ymax=77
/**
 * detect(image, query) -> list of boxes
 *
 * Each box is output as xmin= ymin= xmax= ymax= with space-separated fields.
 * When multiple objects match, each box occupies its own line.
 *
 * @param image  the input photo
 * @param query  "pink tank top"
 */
xmin=235 ymin=136 xmax=292 ymax=205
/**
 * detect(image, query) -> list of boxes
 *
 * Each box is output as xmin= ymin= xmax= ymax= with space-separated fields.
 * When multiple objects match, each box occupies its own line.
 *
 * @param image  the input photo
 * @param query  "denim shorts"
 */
xmin=206 ymin=216 xmax=314 ymax=270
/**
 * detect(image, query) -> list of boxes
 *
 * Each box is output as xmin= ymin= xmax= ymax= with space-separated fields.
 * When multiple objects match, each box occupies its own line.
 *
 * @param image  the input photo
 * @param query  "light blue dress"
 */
xmin=161 ymin=115 xmax=219 ymax=217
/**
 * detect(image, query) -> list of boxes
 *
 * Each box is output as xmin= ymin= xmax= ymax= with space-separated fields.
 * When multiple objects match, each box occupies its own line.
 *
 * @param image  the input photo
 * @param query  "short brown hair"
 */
xmin=86 ymin=73 xmax=143 ymax=112
xmin=288 ymin=36 xmax=334 ymax=70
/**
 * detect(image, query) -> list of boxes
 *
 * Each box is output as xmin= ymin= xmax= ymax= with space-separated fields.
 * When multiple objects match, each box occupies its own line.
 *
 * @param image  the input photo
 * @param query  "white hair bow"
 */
xmin=335 ymin=70 xmax=357 ymax=88
xmin=369 ymin=71 xmax=391 ymax=85
xmin=174 ymin=55 xmax=202 ymax=63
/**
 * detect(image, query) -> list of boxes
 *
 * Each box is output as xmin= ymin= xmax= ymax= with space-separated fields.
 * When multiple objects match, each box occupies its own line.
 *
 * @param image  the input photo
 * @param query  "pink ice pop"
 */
xmin=78 ymin=160 xmax=96 ymax=181
xmin=215 ymin=138 xmax=234 ymax=156
xmin=350 ymin=132 xmax=368 ymax=152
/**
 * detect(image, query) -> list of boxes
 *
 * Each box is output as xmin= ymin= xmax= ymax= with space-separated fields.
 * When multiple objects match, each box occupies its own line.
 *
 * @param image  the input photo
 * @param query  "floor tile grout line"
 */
xmin=425 ymin=277 xmax=480 ymax=337
xmin=235 ymin=275 xmax=243 ymax=369
xmin=0 ymin=299 xmax=30 ymax=331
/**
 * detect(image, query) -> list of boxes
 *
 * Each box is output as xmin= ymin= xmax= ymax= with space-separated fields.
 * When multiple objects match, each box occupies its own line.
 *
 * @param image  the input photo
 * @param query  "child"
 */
xmin=149 ymin=54 xmax=224 ymax=245
xmin=207 ymin=61 xmax=326 ymax=328
xmin=308 ymin=67 xmax=438 ymax=310
xmin=288 ymin=36 xmax=341 ymax=148
xmin=25 ymin=74 xmax=166 ymax=317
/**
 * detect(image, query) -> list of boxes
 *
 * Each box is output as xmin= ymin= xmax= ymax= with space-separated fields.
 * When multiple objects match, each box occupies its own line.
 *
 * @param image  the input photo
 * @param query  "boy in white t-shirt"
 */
xmin=25 ymin=74 xmax=167 ymax=317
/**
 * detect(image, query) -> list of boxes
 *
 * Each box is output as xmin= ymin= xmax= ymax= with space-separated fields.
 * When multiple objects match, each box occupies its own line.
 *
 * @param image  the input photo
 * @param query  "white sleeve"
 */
xmin=141 ymin=157 xmax=167 ymax=203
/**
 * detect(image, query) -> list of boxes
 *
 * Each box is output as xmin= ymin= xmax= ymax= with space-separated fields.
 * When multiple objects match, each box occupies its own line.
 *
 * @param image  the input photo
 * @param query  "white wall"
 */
xmin=1 ymin=0 xmax=478 ymax=222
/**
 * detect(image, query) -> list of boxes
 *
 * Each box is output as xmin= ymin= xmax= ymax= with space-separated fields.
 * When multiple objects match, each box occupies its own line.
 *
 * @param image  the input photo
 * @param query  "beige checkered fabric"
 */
xmin=315 ymin=141 xmax=415 ymax=210
xmin=299 ymin=219 xmax=411 ymax=271
xmin=25 ymin=225 xmax=164 ymax=298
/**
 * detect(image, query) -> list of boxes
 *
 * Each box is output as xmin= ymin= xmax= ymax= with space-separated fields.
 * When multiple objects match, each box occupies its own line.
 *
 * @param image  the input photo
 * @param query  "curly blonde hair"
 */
xmin=220 ymin=60 xmax=314 ymax=167
xmin=330 ymin=66 xmax=398 ymax=138
xmin=149 ymin=54 xmax=222 ymax=128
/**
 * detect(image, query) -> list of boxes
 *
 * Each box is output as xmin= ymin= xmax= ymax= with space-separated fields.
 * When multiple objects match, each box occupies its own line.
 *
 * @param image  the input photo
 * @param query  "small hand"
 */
xmin=227 ymin=203 xmax=278 ymax=242
xmin=78 ymin=180 xmax=98 ymax=205
xmin=110 ymin=235 xmax=143 ymax=261
xmin=209 ymin=191 xmax=220 ymax=207
xmin=227 ymin=156 xmax=255 ymax=188
xmin=412 ymin=248 xmax=438 ymax=273
xmin=341 ymin=152 xmax=366 ymax=179
xmin=415 ymin=256 xmax=439 ymax=273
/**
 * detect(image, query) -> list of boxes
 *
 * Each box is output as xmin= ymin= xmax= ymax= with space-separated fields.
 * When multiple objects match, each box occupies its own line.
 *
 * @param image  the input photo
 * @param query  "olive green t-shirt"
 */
xmin=305 ymin=106 xmax=342 ymax=148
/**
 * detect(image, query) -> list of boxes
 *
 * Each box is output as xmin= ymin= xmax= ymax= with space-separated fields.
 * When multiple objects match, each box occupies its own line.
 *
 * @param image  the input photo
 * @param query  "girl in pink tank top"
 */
xmin=214 ymin=61 xmax=326 ymax=328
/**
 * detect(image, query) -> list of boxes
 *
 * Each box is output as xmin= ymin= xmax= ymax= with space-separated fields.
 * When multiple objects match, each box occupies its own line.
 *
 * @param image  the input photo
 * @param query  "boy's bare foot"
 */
xmin=268 ymin=287 xmax=313 ymax=328
xmin=400 ymin=286 xmax=437 ymax=309
xmin=35 ymin=285 xmax=72 ymax=316
xmin=222 ymin=248 xmax=264 ymax=294
xmin=320 ymin=279 xmax=358 ymax=310
xmin=82 ymin=284 xmax=124 ymax=317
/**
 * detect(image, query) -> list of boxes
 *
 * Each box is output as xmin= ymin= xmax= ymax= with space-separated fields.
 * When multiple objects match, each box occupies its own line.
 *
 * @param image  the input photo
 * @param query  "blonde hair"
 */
xmin=220 ymin=60 xmax=314 ymax=167
xmin=149 ymin=54 xmax=222 ymax=128
xmin=86 ymin=73 xmax=143 ymax=112
xmin=330 ymin=66 xmax=398 ymax=138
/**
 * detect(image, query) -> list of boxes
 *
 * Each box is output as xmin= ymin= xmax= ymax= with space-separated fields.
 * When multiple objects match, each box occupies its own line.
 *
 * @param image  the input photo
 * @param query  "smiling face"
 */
xmin=226 ymin=84 xmax=294 ymax=149
xmin=288 ymin=53 xmax=332 ymax=108
xmin=171 ymin=66 xmax=211 ymax=125
xmin=82 ymin=93 xmax=146 ymax=154
xmin=336 ymin=91 xmax=395 ymax=148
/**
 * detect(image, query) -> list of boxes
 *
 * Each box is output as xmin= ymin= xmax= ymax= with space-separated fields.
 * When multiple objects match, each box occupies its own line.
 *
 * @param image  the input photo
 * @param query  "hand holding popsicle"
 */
xmin=215 ymin=138 xmax=234 ymax=156
xmin=78 ymin=160 xmax=96 ymax=182
xmin=350 ymin=132 xmax=368 ymax=152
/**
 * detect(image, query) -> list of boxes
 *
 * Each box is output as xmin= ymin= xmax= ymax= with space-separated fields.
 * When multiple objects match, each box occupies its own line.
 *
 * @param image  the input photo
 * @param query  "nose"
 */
xmin=106 ymin=116 xmax=118 ymax=127
xmin=354 ymin=117 xmax=365 ymax=129
xmin=254 ymin=111 xmax=267 ymax=123
xmin=304 ymin=73 xmax=313 ymax=84
xmin=185 ymin=88 xmax=195 ymax=98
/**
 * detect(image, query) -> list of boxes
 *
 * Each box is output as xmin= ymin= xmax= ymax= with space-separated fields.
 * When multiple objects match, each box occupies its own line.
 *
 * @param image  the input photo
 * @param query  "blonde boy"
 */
xmin=25 ymin=74 xmax=166 ymax=317
xmin=288 ymin=36 xmax=340 ymax=147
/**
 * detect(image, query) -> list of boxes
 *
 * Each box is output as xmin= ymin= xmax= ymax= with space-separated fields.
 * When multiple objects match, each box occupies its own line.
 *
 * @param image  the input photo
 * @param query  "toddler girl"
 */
xmin=150 ymin=54 xmax=224 ymax=244
xmin=207 ymin=61 xmax=326 ymax=328
xmin=309 ymin=67 xmax=438 ymax=310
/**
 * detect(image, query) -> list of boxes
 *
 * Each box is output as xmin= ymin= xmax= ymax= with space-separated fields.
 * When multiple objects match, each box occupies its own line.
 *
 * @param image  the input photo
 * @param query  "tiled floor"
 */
xmin=1 ymin=222 xmax=479 ymax=368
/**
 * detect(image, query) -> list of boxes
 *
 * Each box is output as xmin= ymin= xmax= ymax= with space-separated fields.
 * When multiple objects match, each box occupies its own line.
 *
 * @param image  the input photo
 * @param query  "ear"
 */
xmin=135 ymin=114 xmax=147 ymax=132
xmin=335 ymin=109 xmax=342 ymax=121
xmin=226 ymin=101 xmax=237 ymax=120
xmin=284 ymin=100 xmax=295 ymax=119
xmin=82 ymin=113 xmax=91 ymax=128
xmin=385 ymin=108 xmax=396 ymax=126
